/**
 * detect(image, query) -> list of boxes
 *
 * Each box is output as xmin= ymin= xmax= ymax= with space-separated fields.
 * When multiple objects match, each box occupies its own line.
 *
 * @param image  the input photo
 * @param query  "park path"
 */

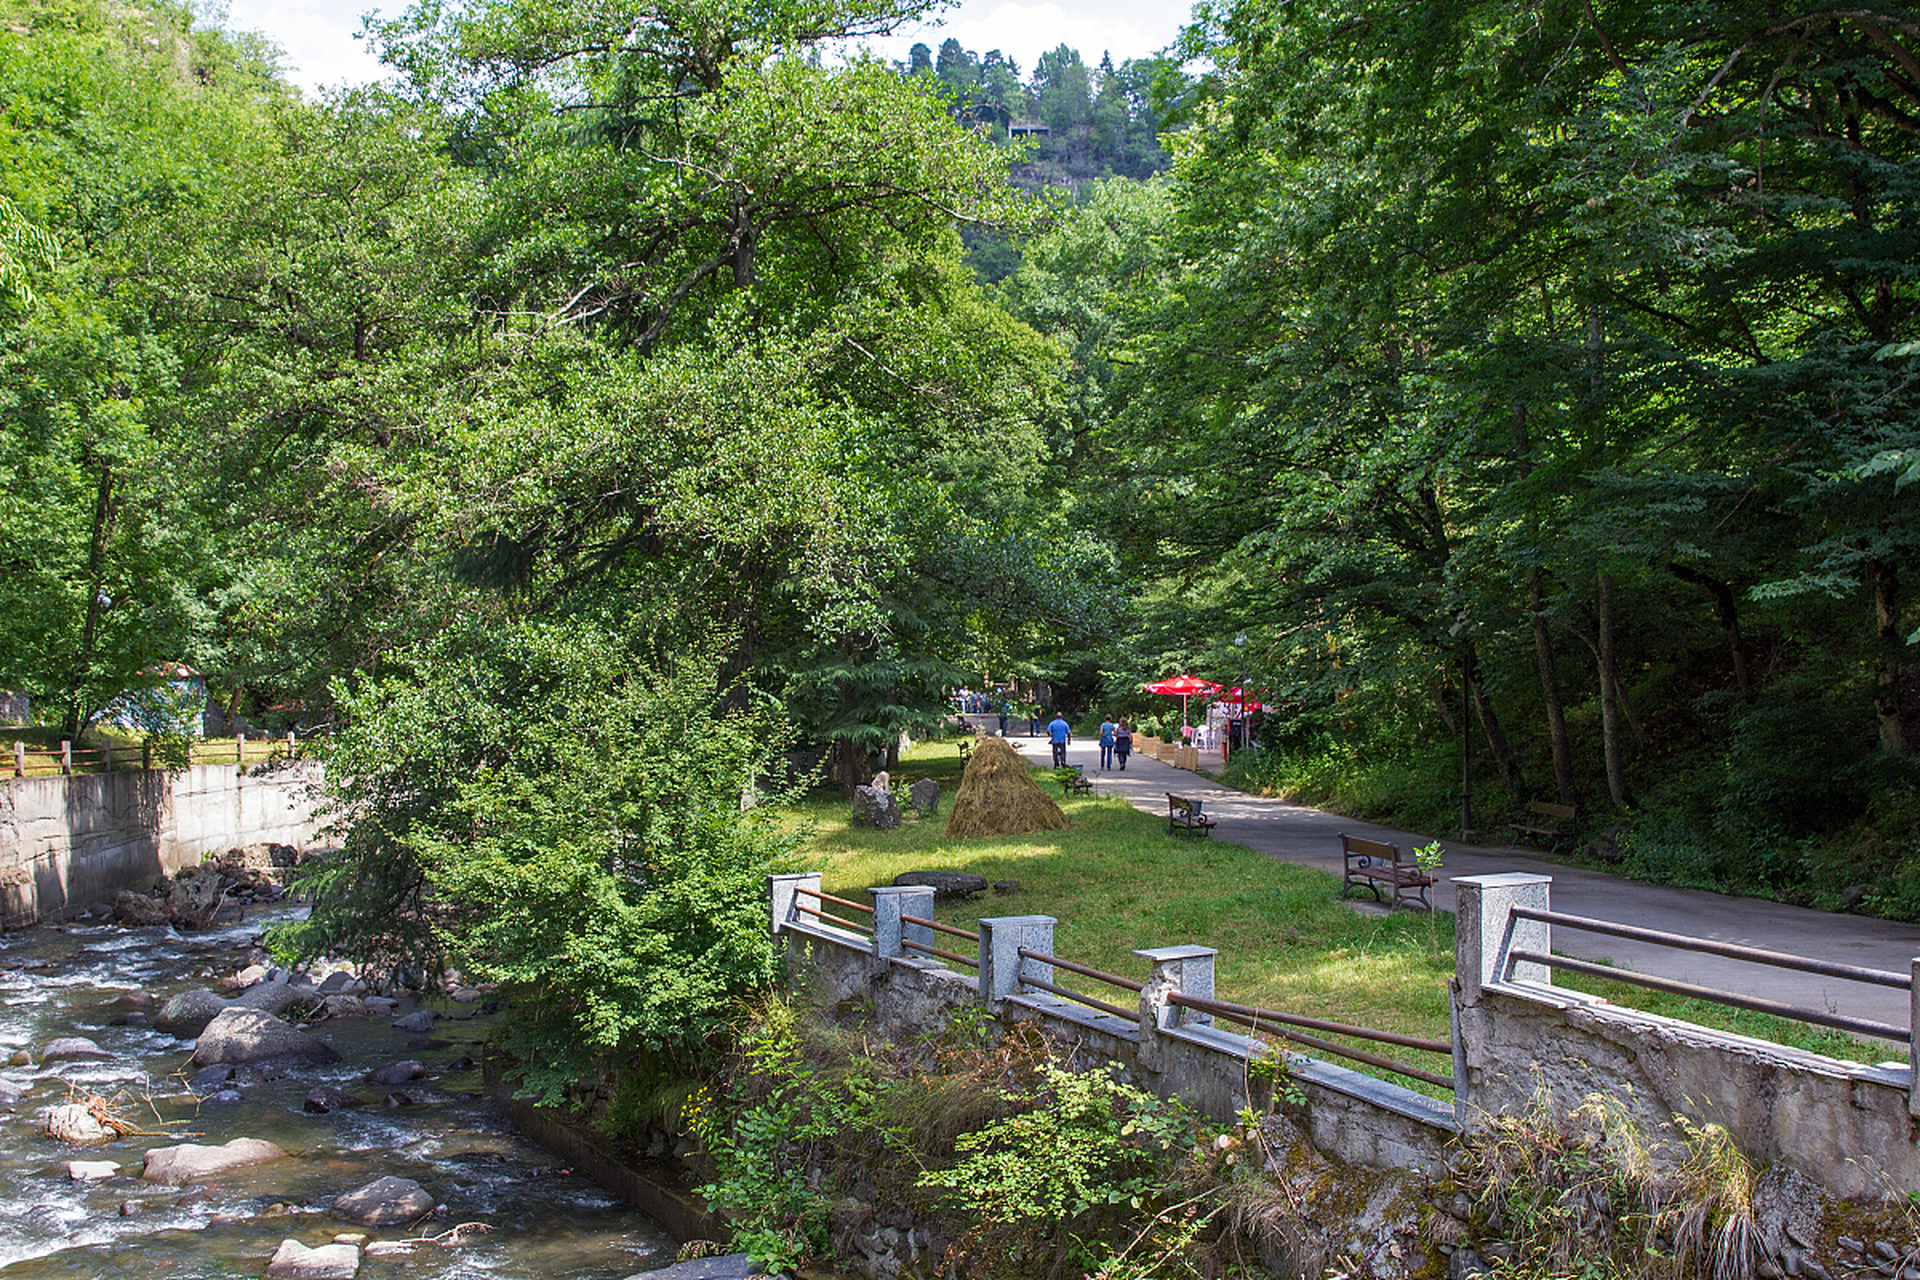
xmin=966 ymin=719 xmax=1920 ymax=1041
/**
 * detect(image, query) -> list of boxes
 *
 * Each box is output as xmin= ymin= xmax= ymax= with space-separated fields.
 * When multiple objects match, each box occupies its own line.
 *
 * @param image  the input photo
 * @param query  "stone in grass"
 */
xmin=892 ymin=870 xmax=988 ymax=900
xmin=265 ymin=1239 xmax=361 ymax=1279
xmin=142 ymin=1137 xmax=287 ymax=1185
xmin=331 ymin=1175 xmax=434 ymax=1227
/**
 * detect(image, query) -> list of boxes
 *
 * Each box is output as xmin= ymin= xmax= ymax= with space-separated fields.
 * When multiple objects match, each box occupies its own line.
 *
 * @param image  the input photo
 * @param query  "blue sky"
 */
xmin=222 ymin=0 xmax=1197 ymax=96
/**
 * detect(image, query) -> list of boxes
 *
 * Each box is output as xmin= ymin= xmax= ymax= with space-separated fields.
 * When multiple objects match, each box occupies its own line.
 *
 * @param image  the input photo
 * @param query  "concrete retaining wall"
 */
xmin=0 ymin=760 xmax=324 ymax=926
xmin=773 ymin=871 xmax=1920 ymax=1203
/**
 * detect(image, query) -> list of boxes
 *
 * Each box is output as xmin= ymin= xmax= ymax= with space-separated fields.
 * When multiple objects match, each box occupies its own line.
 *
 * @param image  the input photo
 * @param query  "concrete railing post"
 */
xmin=1453 ymin=872 xmax=1552 ymax=1002
xmin=60 ymin=740 xmax=71 ymax=775
xmin=1133 ymin=945 xmax=1218 ymax=1074
xmin=13 ymin=741 xmax=23 ymax=777
xmin=1911 ymin=957 xmax=1919 ymax=1119
xmin=978 ymin=915 xmax=1055 ymax=1010
xmin=871 ymin=886 xmax=935 ymax=962
xmin=768 ymin=872 xmax=821 ymax=937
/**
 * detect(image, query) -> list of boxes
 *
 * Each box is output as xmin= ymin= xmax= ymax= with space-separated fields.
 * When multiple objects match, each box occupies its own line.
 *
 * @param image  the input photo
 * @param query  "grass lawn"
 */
xmin=784 ymin=739 xmax=1903 ymax=1089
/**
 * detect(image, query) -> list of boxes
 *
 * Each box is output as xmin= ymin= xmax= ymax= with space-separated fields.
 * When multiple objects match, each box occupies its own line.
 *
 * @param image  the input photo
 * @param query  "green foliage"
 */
xmin=919 ymin=1062 xmax=1200 ymax=1240
xmin=271 ymin=620 xmax=800 ymax=1093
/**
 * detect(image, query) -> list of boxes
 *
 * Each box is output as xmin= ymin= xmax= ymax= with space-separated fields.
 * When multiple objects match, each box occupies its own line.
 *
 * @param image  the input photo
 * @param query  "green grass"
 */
xmin=785 ymin=740 xmax=1905 ymax=1089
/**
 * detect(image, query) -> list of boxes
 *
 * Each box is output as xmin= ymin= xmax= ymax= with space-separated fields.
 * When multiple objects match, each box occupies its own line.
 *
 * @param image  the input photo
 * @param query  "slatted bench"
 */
xmin=1167 ymin=793 xmax=1216 ymax=838
xmin=1340 ymin=833 xmax=1434 ymax=911
xmin=1512 ymin=801 xmax=1578 ymax=854
xmin=1059 ymin=769 xmax=1094 ymax=797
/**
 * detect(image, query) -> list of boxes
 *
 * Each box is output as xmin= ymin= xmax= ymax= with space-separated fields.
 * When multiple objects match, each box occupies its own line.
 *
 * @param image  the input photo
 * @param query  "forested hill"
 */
xmin=897 ymin=39 xmax=1179 ymax=188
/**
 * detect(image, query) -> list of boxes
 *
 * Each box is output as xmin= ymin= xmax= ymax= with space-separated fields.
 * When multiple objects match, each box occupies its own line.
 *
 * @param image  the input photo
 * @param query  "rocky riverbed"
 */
xmin=0 ymin=896 xmax=688 ymax=1279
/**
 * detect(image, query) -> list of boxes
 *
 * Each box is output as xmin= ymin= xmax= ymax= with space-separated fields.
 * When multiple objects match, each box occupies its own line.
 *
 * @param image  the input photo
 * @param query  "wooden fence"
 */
xmin=8 ymin=733 xmax=305 ymax=778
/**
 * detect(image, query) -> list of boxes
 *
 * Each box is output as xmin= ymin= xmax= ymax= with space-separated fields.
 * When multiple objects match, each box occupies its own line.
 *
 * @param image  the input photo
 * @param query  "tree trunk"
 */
xmin=1528 ymin=569 xmax=1578 ymax=807
xmin=1668 ymin=561 xmax=1753 ymax=693
xmin=1871 ymin=559 xmax=1910 ymax=755
xmin=1464 ymin=639 xmax=1527 ymax=809
xmin=1595 ymin=573 xmax=1635 ymax=807
xmin=64 ymin=458 xmax=116 ymax=738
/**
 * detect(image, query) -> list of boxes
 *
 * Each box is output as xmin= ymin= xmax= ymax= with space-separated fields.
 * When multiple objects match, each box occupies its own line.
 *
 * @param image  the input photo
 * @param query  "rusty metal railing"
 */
xmin=1168 ymin=992 xmax=1454 ymax=1090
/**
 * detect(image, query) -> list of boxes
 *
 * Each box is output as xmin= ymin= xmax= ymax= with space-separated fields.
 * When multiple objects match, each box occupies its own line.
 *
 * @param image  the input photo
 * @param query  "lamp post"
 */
xmin=1233 ymin=632 xmax=1248 ymax=752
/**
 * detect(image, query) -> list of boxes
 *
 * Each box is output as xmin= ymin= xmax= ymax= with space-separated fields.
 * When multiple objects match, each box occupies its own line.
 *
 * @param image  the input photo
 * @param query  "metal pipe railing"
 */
xmin=1511 ymin=907 xmax=1911 ymax=990
xmin=901 ymin=938 xmax=978 ymax=968
xmin=794 ymin=899 xmax=873 ymax=936
xmin=1506 ymin=949 xmax=1910 ymax=1044
xmin=901 ymin=912 xmax=974 ymax=942
xmin=1017 ymin=947 xmax=1145 ymax=994
xmin=1171 ymin=992 xmax=1453 ymax=1090
xmin=1021 ymin=975 xmax=1136 ymax=1022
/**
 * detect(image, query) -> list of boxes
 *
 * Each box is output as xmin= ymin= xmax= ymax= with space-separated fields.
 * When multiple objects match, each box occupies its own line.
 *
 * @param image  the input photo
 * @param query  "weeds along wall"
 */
xmin=771 ymin=872 xmax=1920 ymax=1204
xmin=0 ymin=760 xmax=324 ymax=926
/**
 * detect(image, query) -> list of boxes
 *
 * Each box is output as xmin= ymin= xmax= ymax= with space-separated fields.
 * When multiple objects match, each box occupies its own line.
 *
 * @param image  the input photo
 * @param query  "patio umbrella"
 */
xmin=1143 ymin=675 xmax=1220 ymax=731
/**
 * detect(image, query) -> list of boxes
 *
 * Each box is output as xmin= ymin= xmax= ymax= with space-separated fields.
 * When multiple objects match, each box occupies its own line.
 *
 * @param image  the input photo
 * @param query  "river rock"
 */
xmin=157 ymin=980 xmax=303 ymax=1038
xmin=44 ymin=1102 xmax=111 ymax=1143
xmin=332 ymin=1175 xmax=434 ymax=1226
xmin=110 ymin=890 xmax=170 ymax=927
xmin=892 ymin=870 xmax=988 ymax=899
xmin=852 ymin=784 xmax=901 ymax=830
xmin=909 ymin=778 xmax=940 ymax=816
xmin=191 ymin=1008 xmax=340 ymax=1066
xmin=303 ymin=1086 xmax=364 ymax=1113
xmin=41 ymin=1036 xmax=113 ymax=1064
xmin=0 ymin=1080 xmax=25 ymax=1111
xmin=142 ymin=1137 xmax=287 ymax=1185
xmin=625 ymin=1254 xmax=764 ymax=1280
xmin=391 ymin=1010 xmax=434 ymax=1033
xmin=265 ymin=1238 xmax=362 ymax=1279
xmin=67 ymin=1159 xmax=120 ymax=1181
xmin=320 ymin=996 xmax=368 ymax=1019
xmin=317 ymin=972 xmax=362 ymax=996
xmin=235 ymin=963 xmax=273 ymax=988
xmin=368 ymin=1060 xmax=425 ymax=1086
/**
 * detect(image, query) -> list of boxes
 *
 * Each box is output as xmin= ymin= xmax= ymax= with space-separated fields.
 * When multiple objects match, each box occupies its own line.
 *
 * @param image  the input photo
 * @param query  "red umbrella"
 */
xmin=1143 ymin=675 xmax=1220 ymax=730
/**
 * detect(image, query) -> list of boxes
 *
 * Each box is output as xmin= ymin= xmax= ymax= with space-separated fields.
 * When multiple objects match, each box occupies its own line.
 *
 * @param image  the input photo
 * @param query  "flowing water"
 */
xmin=0 ymin=911 xmax=679 ymax=1279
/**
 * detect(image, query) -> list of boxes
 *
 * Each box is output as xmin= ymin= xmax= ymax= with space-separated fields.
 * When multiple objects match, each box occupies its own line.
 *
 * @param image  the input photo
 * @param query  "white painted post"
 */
xmin=60 ymin=740 xmax=71 ymax=774
xmin=1452 ymin=873 xmax=1552 ymax=1003
xmin=237 ymin=735 xmax=247 ymax=765
xmin=768 ymin=872 xmax=821 ymax=937
xmin=871 ymin=886 xmax=936 ymax=962
xmin=978 ymin=915 xmax=1055 ymax=1009
xmin=14 ymin=741 xmax=25 ymax=777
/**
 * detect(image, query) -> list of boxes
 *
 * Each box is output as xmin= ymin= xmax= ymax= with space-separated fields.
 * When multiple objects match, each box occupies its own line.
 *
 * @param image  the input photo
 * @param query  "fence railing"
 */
xmin=1505 ymin=905 xmax=1913 ymax=1045
xmin=10 ymin=733 xmax=304 ymax=778
xmin=902 ymin=911 xmax=979 ymax=969
xmin=1168 ymin=991 xmax=1454 ymax=1090
xmin=794 ymin=887 xmax=874 ymax=939
xmin=1017 ymin=946 xmax=1142 ymax=1021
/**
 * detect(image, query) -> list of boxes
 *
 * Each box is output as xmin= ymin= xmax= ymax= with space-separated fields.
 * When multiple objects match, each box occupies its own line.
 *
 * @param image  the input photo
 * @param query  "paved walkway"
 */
xmin=972 ymin=721 xmax=1919 ymax=1040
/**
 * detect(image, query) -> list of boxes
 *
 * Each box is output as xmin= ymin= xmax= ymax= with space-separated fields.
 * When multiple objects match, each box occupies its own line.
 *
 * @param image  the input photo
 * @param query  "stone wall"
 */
xmin=0 ymin=760 xmax=324 ymax=927
xmin=772 ymin=870 xmax=1920 ymax=1204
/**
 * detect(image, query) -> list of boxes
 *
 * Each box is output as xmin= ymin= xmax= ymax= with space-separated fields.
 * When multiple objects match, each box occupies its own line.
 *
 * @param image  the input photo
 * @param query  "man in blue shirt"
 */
xmin=1047 ymin=713 xmax=1071 ymax=767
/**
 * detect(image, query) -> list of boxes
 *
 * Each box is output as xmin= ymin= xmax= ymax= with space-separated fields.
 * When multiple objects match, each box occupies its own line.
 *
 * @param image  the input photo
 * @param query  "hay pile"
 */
xmin=944 ymin=736 xmax=1068 ymax=838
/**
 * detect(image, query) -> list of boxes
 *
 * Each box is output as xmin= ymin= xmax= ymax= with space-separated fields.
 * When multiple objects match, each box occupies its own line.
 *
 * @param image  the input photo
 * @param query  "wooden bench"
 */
xmin=1059 ymin=769 xmax=1094 ymax=797
xmin=1340 ymin=833 xmax=1434 ymax=911
xmin=1167 ymin=793 xmax=1216 ymax=838
xmin=1512 ymin=801 xmax=1578 ymax=854
xmin=957 ymin=738 xmax=973 ymax=763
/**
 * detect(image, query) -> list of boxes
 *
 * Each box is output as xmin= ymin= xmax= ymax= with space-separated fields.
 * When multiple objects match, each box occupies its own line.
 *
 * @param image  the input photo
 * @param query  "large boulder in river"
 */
xmin=265 ymin=1239 xmax=361 ymax=1279
xmin=142 ymin=1136 xmax=287 ymax=1185
xmin=158 ymin=980 xmax=303 ymax=1038
xmin=332 ymin=1175 xmax=434 ymax=1226
xmin=191 ymin=1008 xmax=339 ymax=1066
xmin=44 ymin=1102 xmax=111 ymax=1143
xmin=109 ymin=889 xmax=169 ymax=928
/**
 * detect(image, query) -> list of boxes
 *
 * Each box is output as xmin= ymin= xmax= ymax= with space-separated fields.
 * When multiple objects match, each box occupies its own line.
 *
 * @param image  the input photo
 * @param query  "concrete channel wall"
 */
xmin=771 ymin=870 xmax=1920 ymax=1201
xmin=0 ymin=760 xmax=325 ymax=927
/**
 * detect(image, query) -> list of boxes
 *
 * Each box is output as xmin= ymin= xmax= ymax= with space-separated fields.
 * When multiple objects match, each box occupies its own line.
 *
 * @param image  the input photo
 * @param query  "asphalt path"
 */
xmin=974 ymin=721 xmax=1919 ymax=1044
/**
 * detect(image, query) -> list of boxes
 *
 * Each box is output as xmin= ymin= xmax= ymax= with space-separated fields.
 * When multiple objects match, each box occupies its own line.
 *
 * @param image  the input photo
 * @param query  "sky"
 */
xmin=221 ymin=0 xmax=1198 ymax=96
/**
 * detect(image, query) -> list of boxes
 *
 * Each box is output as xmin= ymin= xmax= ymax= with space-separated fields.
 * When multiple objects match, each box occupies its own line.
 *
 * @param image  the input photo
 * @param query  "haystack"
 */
xmin=944 ymin=736 xmax=1068 ymax=838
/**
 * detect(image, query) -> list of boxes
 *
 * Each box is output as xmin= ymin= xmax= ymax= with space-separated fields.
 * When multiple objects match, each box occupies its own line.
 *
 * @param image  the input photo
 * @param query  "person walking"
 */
xmin=1047 ymin=711 xmax=1071 ymax=767
xmin=1098 ymin=714 xmax=1117 ymax=770
xmin=997 ymin=698 xmax=1011 ymax=736
xmin=1115 ymin=720 xmax=1133 ymax=771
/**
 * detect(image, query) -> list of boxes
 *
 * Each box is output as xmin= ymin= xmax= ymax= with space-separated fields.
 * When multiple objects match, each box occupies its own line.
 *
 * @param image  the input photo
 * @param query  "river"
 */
xmin=0 ymin=909 xmax=681 ymax=1279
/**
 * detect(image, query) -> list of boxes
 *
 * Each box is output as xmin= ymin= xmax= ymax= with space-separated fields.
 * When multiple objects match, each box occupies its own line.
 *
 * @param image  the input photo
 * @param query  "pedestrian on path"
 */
xmin=1048 ymin=712 xmax=1071 ymax=767
xmin=1098 ymin=715 xmax=1117 ymax=770
xmin=1115 ymin=721 xmax=1133 ymax=770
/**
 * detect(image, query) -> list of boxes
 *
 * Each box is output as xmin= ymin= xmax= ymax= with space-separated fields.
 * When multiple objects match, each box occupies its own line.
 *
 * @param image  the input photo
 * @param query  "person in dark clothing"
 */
xmin=1115 ymin=721 xmax=1133 ymax=770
